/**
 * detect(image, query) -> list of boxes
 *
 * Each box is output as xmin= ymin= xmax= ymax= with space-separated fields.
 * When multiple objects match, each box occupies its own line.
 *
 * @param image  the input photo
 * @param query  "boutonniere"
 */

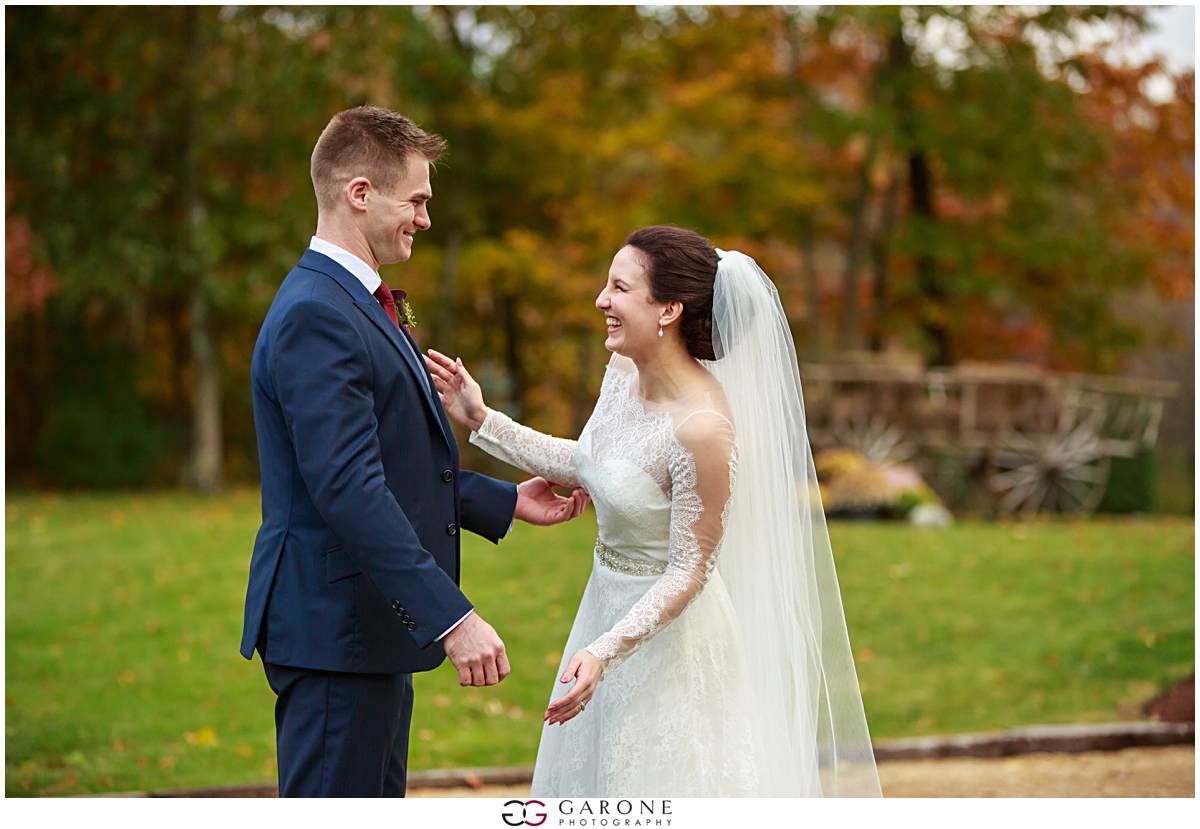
xmin=401 ymin=298 xmax=417 ymax=330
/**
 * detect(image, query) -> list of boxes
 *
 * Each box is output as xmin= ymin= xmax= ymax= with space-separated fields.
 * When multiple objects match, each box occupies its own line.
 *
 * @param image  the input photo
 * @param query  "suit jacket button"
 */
xmin=391 ymin=600 xmax=402 ymax=611
xmin=442 ymin=470 xmax=454 ymax=482
xmin=407 ymin=622 xmax=417 ymax=631
xmin=447 ymin=523 xmax=457 ymax=535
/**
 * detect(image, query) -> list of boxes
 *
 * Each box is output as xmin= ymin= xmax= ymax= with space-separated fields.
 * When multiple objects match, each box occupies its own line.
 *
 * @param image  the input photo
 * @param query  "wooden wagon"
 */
xmin=800 ymin=362 xmax=1179 ymax=515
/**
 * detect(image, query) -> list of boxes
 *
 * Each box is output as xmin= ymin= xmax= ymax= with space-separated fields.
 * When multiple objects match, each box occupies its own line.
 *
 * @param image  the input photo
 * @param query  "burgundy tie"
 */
xmin=372 ymin=282 xmax=406 ymax=330
xmin=373 ymin=282 xmax=434 ymax=397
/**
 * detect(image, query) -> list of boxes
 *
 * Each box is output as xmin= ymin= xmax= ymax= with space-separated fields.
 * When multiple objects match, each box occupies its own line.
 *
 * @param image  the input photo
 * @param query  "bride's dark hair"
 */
xmin=624 ymin=225 xmax=719 ymax=361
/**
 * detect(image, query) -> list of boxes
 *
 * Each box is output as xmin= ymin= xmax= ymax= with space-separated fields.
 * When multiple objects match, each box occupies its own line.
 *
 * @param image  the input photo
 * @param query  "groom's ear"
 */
xmin=344 ymin=176 xmax=373 ymax=212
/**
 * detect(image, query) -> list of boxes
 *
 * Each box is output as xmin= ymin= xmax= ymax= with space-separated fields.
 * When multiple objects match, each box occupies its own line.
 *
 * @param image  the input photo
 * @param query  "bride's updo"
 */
xmin=624 ymin=226 xmax=719 ymax=361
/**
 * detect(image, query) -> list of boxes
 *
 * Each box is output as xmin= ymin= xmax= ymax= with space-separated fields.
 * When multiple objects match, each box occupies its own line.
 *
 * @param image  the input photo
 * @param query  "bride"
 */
xmin=424 ymin=226 xmax=881 ymax=797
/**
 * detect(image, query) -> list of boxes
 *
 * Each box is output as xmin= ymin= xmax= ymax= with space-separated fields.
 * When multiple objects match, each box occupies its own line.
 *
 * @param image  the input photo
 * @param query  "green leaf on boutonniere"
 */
xmin=402 ymin=299 xmax=417 ymax=329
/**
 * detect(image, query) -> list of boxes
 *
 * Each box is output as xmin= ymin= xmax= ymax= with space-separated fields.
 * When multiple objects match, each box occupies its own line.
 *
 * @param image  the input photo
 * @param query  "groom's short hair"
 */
xmin=311 ymin=106 xmax=446 ymax=210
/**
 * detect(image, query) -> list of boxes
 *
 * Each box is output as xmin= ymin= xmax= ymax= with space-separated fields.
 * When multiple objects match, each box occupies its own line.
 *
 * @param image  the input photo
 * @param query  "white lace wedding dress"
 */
xmin=470 ymin=353 xmax=761 ymax=797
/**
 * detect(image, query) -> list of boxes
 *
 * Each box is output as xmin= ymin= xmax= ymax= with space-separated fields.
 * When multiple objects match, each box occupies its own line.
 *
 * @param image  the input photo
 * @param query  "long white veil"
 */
xmin=708 ymin=250 xmax=882 ymax=797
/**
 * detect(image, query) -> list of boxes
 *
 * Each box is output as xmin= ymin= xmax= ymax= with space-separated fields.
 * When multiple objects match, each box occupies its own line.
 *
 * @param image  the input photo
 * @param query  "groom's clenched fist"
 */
xmin=442 ymin=611 xmax=510 ymax=687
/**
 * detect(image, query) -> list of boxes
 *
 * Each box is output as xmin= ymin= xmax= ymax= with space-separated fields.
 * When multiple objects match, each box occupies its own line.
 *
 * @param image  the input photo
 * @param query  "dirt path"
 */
xmin=878 ymin=745 xmax=1194 ymax=797
xmin=408 ymin=746 xmax=1194 ymax=798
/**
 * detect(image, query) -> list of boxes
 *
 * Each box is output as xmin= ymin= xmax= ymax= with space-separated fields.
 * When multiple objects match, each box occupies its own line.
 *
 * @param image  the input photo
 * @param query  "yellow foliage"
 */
xmin=183 ymin=726 xmax=219 ymax=747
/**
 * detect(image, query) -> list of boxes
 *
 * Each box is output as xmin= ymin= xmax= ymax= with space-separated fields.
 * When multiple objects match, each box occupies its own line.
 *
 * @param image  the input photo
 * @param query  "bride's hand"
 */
xmin=544 ymin=650 xmax=601 ymax=726
xmin=424 ymin=349 xmax=489 ymax=432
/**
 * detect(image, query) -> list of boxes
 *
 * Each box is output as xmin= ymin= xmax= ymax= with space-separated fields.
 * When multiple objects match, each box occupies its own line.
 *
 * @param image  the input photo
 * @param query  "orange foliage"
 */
xmin=1079 ymin=57 xmax=1195 ymax=303
xmin=5 ymin=180 xmax=58 ymax=317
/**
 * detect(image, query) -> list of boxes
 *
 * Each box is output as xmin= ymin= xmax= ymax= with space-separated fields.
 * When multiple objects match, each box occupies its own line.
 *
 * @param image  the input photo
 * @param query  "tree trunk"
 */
xmin=909 ymin=150 xmax=951 ymax=366
xmin=32 ymin=304 xmax=49 ymax=462
xmin=190 ymin=289 xmax=222 ymax=492
xmin=432 ymin=172 xmax=463 ymax=348
xmin=570 ymin=332 xmax=595 ymax=438
xmin=840 ymin=142 xmax=875 ymax=350
xmin=868 ymin=169 xmax=901 ymax=352
xmin=180 ymin=7 xmax=222 ymax=493
xmin=802 ymin=220 xmax=821 ymax=350
xmin=886 ymin=28 xmax=951 ymax=367
xmin=501 ymin=293 xmax=525 ymax=420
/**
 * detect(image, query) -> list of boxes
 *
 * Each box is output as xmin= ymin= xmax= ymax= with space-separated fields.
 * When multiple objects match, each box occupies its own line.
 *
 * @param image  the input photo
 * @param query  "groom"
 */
xmin=240 ymin=106 xmax=586 ymax=797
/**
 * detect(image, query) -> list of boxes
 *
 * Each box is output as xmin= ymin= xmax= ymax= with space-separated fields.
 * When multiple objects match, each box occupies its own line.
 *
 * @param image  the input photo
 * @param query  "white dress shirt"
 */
xmin=308 ymin=236 xmax=383 ymax=296
xmin=307 ymin=235 xmax=473 ymax=642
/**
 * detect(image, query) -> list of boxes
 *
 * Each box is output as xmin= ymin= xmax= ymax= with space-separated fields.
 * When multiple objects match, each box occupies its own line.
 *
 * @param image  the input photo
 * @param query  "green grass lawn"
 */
xmin=5 ymin=490 xmax=1194 ymax=796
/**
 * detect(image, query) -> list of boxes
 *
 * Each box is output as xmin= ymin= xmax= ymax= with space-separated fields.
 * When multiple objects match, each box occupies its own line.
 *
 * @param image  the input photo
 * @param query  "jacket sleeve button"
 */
xmin=446 ymin=523 xmax=457 ymax=536
xmin=391 ymin=600 xmax=402 ymax=611
xmin=407 ymin=622 xmax=417 ymax=631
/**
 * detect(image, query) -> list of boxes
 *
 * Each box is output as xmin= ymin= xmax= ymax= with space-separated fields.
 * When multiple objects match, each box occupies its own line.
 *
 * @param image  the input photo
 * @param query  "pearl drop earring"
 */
xmin=658 ymin=324 xmax=664 ymax=337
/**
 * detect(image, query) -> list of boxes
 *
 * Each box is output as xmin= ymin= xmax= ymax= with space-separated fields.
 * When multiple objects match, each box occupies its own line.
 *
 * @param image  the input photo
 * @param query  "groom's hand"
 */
xmin=514 ymin=477 xmax=590 ymax=526
xmin=442 ymin=611 xmax=510 ymax=687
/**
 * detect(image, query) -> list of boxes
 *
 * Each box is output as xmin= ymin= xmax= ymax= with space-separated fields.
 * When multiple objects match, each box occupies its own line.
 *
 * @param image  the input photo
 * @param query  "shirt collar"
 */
xmin=308 ymin=236 xmax=382 ymax=296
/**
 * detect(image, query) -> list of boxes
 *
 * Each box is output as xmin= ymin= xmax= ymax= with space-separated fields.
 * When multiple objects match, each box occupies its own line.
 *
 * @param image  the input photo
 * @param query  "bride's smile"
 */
xmin=595 ymin=245 xmax=681 ymax=362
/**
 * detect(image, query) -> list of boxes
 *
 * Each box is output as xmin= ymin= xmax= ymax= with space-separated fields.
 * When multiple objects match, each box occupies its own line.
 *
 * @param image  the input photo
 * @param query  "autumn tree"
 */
xmin=5 ymin=5 xmax=1191 ymax=487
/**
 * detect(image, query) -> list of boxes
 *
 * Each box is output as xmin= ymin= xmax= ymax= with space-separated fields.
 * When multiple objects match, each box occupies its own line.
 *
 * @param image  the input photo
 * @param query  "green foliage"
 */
xmin=1098 ymin=450 xmax=1161 ymax=514
xmin=33 ymin=391 xmax=164 ymax=489
xmin=1156 ymin=445 xmax=1195 ymax=516
xmin=30 ymin=326 xmax=172 ymax=488
xmin=5 ymin=491 xmax=1193 ymax=795
xmin=890 ymin=490 xmax=926 ymax=519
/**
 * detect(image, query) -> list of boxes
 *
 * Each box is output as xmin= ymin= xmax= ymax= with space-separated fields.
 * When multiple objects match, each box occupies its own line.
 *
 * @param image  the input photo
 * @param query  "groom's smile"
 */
xmin=363 ymin=153 xmax=432 ymax=266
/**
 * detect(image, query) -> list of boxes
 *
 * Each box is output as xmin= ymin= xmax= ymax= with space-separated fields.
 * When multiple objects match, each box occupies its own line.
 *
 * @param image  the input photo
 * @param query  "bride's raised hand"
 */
xmin=425 ymin=349 xmax=489 ymax=432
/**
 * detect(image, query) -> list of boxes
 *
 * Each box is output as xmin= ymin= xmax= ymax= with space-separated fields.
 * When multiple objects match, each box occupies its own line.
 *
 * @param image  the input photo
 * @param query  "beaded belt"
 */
xmin=594 ymin=539 xmax=667 ymax=577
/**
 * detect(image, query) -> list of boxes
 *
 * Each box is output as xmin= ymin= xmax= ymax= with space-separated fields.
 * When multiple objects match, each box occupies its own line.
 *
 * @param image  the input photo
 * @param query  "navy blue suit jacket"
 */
xmin=240 ymin=249 xmax=518 ymax=675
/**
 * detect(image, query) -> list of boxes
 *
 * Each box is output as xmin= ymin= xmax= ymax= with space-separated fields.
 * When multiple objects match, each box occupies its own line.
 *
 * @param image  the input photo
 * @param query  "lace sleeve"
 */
xmin=585 ymin=411 xmax=736 ymax=679
xmin=468 ymin=409 xmax=582 ymax=488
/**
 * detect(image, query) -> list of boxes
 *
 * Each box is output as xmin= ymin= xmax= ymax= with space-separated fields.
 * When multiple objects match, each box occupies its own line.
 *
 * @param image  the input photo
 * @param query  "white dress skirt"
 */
xmin=470 ymin=354 xmax=761 ymax=797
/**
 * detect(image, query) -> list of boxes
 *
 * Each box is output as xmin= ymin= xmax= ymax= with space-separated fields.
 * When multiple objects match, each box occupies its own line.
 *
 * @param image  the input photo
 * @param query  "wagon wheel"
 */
xmin=988 ymin=396 xmax=1110 ymax=515
xmin=834 ymin=413 xmax=915 ymax=464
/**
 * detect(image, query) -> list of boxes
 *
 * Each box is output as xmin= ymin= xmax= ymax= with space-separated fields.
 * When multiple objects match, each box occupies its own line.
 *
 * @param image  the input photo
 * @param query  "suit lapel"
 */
xmin=353 ymin=298 xmax=456 ymax=451
xmin=298 ymin=249 xmax=456 ymax=454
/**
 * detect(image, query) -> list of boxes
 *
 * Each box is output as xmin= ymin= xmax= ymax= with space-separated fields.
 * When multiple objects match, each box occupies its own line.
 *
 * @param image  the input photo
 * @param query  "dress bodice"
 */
xmin=574 ymin=369 xmax=675 ymax=566
xmin=470 ymin=353 xmax=736 ymax=677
